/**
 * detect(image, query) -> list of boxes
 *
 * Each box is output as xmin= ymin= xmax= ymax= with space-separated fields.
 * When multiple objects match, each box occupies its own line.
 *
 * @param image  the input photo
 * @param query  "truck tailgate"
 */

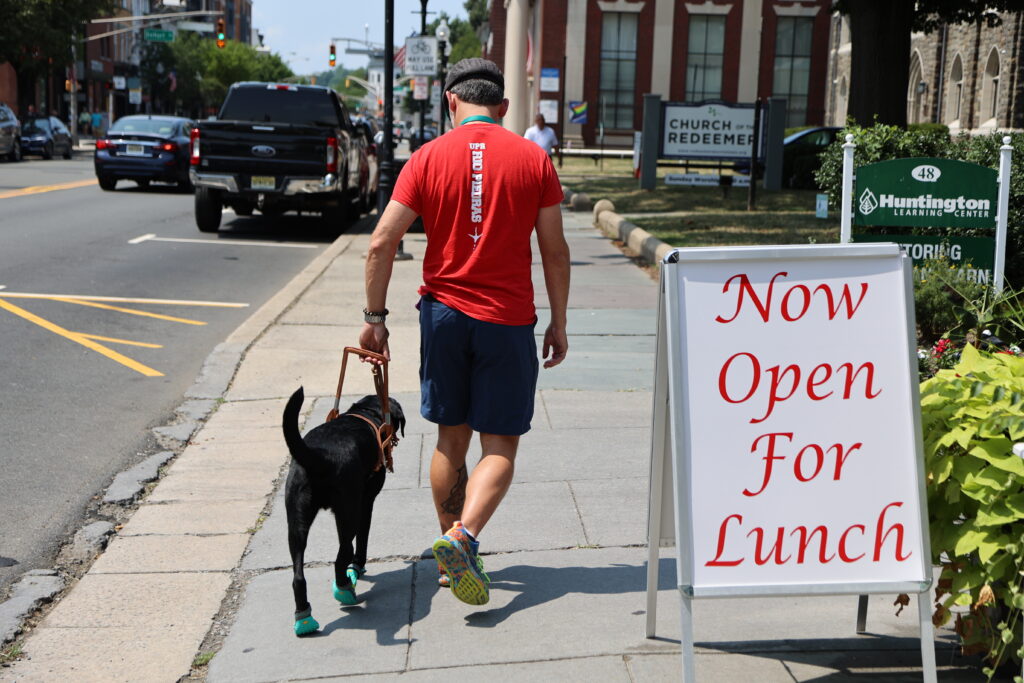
xmin=195 ymin=121 xmax=329 ymax=179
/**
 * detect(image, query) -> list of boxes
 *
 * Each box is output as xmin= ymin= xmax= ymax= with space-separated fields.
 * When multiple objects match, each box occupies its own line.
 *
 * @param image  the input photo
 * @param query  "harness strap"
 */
xmin=325 ymin=347 xmax=396 ymax=473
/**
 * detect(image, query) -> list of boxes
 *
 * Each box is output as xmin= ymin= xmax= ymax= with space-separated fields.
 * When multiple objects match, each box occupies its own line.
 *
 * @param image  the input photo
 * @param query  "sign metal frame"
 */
xmin=645 ymin=243 xmax=937 ymax=682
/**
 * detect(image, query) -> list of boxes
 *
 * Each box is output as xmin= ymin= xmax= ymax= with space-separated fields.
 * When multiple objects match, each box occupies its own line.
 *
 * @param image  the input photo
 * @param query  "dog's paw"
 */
xmin=333 ymin=580 xmax=359 ymax=606
xmin=294 ymin=614 xmax=320 ymax=636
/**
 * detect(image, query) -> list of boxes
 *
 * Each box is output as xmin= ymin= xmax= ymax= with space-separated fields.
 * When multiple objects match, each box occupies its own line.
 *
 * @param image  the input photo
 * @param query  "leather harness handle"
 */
xmin=326 ymin=347 xmax=396 ymax=472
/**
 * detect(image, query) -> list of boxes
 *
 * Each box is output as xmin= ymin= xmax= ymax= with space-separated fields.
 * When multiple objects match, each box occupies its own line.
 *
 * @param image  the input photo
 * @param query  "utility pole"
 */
xmin=379 ymin=0 xmax=412 ymax=261
xmin=418 ymin=0 xmax=428 ymax=149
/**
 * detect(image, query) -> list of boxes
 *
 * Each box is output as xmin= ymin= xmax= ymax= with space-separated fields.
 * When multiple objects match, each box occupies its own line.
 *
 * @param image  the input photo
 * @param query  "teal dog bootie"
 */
xmin=333 ymin=579 xmax=359 ymax=605
xmin=293 ymin=607 xmax=319 ymax=636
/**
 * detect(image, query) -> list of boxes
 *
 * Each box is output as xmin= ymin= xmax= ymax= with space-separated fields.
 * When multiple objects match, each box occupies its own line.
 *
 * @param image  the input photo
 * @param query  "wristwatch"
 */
xmin=363 ymin=307 xmax=388 ymax=323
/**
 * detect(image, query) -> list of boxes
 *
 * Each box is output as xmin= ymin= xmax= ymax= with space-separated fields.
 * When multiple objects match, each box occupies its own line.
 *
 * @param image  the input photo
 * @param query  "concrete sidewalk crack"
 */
xmin=567 ymin=481 xmax=592 ymax=546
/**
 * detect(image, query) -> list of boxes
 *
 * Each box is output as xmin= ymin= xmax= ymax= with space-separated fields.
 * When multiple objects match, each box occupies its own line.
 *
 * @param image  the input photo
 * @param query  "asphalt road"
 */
xmin=0 ymin=151 xmax=354 ymax=596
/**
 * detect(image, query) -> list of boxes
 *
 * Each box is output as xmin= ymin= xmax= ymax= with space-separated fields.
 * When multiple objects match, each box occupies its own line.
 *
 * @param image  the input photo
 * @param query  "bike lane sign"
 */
xmin=404 ymin=37 xmax=438 ymax=76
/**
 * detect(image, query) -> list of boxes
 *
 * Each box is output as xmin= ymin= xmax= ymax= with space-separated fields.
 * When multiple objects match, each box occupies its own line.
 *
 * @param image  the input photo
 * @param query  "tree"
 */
xmin=835 ymin=0 xmax=1024 ymax=127
xmin=0 ymin=0 xmax=114 ymax=110
xmin=463 ymin=0 xmax=489 ymax=32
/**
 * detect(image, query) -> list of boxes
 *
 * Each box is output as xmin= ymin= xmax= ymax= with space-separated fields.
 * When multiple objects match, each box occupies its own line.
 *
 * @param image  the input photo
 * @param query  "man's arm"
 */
xmin=359 ymin=199 xmax=419 ymax=360
xmin=535 ymin=203 xmax=570 ymax=368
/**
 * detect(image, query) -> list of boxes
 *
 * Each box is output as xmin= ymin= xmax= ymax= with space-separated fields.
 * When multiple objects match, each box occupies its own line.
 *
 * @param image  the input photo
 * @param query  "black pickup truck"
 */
xmin=189 ymin=82 xmax=375 ymax=232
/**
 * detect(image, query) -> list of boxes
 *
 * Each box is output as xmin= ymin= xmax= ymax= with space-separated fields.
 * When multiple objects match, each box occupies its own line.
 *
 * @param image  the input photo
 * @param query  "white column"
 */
xmin=650 ymin=0 xmax=675 ymax=98
xmin=840 ymin=134 xmax=855 ymax=243
xmin=564 ymin=0 xmax=588 ymax=142
xmin=737 ymin=0 xmax=764 ymax=102
xmin=503 ymin=0 xmax=530 ymax=135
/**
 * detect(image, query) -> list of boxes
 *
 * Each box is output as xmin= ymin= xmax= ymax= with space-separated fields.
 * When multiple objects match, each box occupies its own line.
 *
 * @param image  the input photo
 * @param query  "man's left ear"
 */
xmin=498 ymin=98 xmax=510 ymax=118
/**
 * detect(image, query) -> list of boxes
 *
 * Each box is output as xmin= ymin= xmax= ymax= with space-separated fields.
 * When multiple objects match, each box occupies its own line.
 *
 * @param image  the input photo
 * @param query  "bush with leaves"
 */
xmin=922 ymin=344 xmax=1024 ymax=679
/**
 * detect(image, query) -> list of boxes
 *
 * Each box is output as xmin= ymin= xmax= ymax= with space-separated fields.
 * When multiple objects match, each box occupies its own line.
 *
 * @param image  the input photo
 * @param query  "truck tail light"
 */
xmin=190 ymin=127 xmax=200 ymax=166
xmin=325 ymin=136 xmax=338 ymax=174
xmin=95 ymin=139 xmax=112 ymax=150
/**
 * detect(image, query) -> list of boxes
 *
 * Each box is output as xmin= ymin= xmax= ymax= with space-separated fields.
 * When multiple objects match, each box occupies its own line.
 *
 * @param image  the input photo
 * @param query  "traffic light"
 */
xmin=329 ymin=43 xmax=336 ymax=67
xmin=216 ymin=18 xmax=226 ymax=49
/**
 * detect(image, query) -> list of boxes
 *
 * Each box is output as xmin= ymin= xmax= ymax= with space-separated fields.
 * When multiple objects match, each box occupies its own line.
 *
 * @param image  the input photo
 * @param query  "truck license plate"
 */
xmin=251 ymin=175 xmax=275 ymax=190
xmin=125 ymin=144 xmax=145 ymax=156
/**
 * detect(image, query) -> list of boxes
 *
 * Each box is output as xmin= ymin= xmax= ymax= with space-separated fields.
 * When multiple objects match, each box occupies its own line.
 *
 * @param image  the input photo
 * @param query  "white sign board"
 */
xmin=404 ymin=36 xmax=438 ymax=76
xmin=661 ymin=102 xmax=760 ymax=161
xmin=645 ymin=242 xmax=935 ymax=680
xmin=412 ymin=76 xmax=429 ymax=101
xmin=538 ymin=98 xmax=559 ymax=124
xmin=665 ymin=173 xmax=749 ymax=187
xmin=112 ymin=75 xmax=126 ymax=90
xmin=540 ymin=67 xmax=559 ymax=92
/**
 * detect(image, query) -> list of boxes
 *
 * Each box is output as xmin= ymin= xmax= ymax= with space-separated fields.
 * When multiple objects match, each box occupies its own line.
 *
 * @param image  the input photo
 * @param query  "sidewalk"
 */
xmin=2 ymin=208 xmax=984 ymax=682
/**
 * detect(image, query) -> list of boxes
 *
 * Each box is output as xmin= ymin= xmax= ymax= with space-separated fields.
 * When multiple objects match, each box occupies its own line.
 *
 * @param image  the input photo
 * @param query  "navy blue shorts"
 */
xmin=419 ymin=295 xmax=539 ymax=436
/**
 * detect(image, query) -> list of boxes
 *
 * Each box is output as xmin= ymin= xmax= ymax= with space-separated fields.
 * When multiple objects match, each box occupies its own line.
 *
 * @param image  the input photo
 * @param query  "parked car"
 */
xmin=0 ymin=103 xmax=21 ymax=161
xmin=189 ymin=82 xmax=372 ymax=232
xmin=20 ymin=116 xmax=72 ymax=159
xmin=733 ymin=126 xmax=841 ymax=189
xmin=93 ymin=115 xmax=195 ymax=191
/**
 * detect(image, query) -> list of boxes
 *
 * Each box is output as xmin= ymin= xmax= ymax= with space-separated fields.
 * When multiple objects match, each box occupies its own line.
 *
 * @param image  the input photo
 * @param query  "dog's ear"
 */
xmin=389 ymin=398 xmax=406 ymax=437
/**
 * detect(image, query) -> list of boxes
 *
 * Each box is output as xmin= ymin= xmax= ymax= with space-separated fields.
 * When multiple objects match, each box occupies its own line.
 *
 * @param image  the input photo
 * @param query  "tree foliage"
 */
xmin=0 ymin=0 xmax=114 ymax=78
xmin=833 ymin=0 xmax=1024 ymax=126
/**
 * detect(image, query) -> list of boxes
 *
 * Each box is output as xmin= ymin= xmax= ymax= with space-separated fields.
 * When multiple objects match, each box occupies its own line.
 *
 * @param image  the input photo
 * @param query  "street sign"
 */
xmin=412 ymin=76 xmax=428 ymax=101
xmin=660 ymin=102 xmax=764 ymax=161
xmin=404 ymin=36 xmax=438 ymax=76
xmin=112 ymin=76 xmax=126 ymax=90
xmin=854 ymin=158 xmax=997 ymax=229
xmin=143 ymin=28 xmax=174 ymax=43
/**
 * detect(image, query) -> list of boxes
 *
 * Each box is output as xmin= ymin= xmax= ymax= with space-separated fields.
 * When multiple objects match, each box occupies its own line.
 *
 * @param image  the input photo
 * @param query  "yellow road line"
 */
xmin=56 ymin=297 xmax=206 ymax=326
xmin=0 ymin=297 xmax=163 ymax=377
xmin=0 ymin=178 xmax=97 ymax=199
xmin=77 ymin=333 xmax=163 ymax=349
xmin=0 ymin=292 xmax=249 ymax=307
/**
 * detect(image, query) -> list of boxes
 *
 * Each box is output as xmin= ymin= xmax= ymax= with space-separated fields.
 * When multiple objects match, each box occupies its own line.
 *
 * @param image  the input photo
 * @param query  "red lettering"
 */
xmin=715 ymin=271 xmax=788 ymax=323
xmin=838 ymin=362 xmax=882 ymax=400
xmin=829 ymin=441 xmax=862 ymax=480
xmin=807 ymin=363 xmax=834 ymax=400
xmin=755 ymin=364 xmax=801 ymax=423
xmin=743 ymin=432 xmax=793 ymax=497
xmin=747 ymin=526 xmax=792 ymax=565
xmin=838 ymin=524 xmax=866 ymax=562
xmin=789 ymin=525 xmax=835 ymax=564
xmin=814 ymin=282 xmax=869 ymax=320
xmin=873 ymin=501 xmax=912 ymax=561
xmin=706 ymin=514 xmax=745 ymax=566
xmin=794 ymin=443 xmax=824 ymax=482
xmin=719 ymin=352 xmax=759 ymax=404
xmin=781 ymin=284 xmax=811 ymax=321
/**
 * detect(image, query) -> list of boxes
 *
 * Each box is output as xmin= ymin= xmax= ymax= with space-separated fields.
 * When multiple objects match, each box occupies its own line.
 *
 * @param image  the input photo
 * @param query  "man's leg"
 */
xmin=430 ymin=423 xmax=473 ymax=533
xmin=460 ymin=433 xmax=520 ymax=537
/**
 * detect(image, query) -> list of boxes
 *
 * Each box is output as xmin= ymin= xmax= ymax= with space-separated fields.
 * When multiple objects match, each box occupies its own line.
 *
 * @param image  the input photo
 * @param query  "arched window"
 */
xmin=908 ymin=55 xmax=925 ymax=124
xmin=947 ymin=55 xmax=963 ymax=123
xmin=982 ymin=48 xmax=1000 ymax=122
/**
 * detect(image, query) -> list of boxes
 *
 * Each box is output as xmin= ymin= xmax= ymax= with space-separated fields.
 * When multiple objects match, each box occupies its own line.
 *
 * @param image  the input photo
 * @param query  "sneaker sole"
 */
xmin=432 ymin=538 xmax=489 ymax=605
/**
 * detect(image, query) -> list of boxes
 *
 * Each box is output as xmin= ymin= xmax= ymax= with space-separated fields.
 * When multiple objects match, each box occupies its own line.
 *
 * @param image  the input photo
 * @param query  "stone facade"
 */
xmin=825 ymin=12 xmax=1024 ymax=133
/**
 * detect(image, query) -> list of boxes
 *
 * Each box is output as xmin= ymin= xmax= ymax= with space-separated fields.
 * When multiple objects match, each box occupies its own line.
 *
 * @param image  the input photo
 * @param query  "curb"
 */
xmin=591 ymin=199 xmax=674 ymax=266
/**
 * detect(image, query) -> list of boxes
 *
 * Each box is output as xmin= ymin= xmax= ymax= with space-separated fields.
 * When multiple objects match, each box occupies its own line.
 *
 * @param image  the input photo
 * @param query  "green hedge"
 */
xmin=815 ymin=124 xmax=1024 ymax=285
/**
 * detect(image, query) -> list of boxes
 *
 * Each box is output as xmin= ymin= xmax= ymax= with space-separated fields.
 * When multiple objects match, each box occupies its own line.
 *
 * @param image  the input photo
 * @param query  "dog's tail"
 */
xmin=282 ymin=387 xmax=319 ymax=471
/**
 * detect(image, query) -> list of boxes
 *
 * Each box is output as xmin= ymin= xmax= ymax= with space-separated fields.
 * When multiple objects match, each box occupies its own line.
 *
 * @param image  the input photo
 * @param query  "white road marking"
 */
xmin=0 ymin=292 xmax=249 ymax=307
xmin=128 ymin=235 xmax=318 ymax=249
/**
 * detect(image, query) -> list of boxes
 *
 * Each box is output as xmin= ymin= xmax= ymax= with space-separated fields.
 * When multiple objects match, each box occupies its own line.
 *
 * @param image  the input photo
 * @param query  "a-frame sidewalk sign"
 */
xmin=645 ymin=243 xmax=936 ymax=683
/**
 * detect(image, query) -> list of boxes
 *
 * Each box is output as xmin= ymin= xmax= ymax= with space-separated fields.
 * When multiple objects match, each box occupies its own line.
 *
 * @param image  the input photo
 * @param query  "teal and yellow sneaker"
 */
xmin=432 ymin=522 xmax=490 ymax=605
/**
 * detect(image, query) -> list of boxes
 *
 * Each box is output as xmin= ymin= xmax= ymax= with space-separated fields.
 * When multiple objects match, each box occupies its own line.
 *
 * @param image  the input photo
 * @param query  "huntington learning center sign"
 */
xmin=645 ymin=243 xmax=935 ymax=680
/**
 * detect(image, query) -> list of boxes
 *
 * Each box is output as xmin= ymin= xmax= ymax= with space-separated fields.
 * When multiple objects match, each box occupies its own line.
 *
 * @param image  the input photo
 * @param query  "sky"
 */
xmin=252 ymin=0 xmax=470 ymax=75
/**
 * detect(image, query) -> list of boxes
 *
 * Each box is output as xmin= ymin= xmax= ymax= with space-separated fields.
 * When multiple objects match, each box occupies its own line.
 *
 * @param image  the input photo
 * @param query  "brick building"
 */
xmin=481 ymin=0 xmax=832 ymax=147
xmin=825 ymin=12 xmax=1024 ymax=133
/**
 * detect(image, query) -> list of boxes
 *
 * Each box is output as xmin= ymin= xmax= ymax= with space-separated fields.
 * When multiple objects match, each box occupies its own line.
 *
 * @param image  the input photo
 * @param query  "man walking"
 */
xmin=359 ymin=58 xmax=570 ymax=606
xmin=524 ymin=113 xmax=558 ymax=155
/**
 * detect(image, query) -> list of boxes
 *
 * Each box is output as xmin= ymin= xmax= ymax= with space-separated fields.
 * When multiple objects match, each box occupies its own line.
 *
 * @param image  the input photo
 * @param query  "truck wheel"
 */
xmin=195 ymin=187 xmax=223 ymax=233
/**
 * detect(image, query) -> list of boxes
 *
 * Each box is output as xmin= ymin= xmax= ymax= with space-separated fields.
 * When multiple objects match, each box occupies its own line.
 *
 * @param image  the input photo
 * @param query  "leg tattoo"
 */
xmin=441 ymin=465 xmax=468 ymax=515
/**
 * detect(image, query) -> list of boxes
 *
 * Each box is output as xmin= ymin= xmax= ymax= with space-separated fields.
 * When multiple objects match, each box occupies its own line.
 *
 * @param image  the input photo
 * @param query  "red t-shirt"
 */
xmin=391 ymin=122 xmax=563 ymax=325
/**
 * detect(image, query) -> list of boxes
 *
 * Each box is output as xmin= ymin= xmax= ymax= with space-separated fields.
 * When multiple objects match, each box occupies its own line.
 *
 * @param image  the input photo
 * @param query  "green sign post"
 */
xmin=848 ymin=157 xmax=999 ymax=285
xmin=143 ymin=28 xmax=174 ymax=43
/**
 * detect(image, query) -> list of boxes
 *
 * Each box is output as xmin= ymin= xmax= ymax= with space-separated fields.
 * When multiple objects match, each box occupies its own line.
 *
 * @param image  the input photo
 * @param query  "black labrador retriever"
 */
xmin=281 ymin=386 xmax=405 ymax=636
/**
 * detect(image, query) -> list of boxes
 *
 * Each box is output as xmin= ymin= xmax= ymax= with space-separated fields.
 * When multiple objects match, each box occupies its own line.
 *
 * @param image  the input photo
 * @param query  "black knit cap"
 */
xmin=444 ymin=57 xmax=505 ymax=93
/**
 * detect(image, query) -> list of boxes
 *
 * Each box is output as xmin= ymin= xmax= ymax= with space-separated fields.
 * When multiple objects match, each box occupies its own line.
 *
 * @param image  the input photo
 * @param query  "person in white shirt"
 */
xmin=524 ymin=114 xmax=558 ymax=155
